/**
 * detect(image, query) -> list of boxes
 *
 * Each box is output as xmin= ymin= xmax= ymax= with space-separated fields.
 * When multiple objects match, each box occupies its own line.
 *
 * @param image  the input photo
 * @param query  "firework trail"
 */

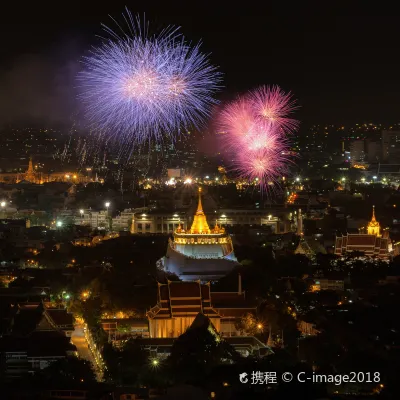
xmin=78 ymin=9 xmax=222 ymax=156
xmin=219 ymin=85 xmax=298 ymax=191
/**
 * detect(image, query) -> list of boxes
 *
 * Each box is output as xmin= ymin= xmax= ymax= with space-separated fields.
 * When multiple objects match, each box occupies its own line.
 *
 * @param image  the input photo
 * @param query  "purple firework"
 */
xmin=78 ymin=10 xmax=222 ymax=146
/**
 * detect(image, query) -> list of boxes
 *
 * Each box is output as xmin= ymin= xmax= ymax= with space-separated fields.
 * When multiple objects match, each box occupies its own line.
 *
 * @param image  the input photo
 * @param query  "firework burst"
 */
xmin=78 ymin=9 xmax=222 ymax=153
xmin=219 ymin=85 xmax=298 ymax=192
xmin=251 ymin=85 xmax=298 ymax=133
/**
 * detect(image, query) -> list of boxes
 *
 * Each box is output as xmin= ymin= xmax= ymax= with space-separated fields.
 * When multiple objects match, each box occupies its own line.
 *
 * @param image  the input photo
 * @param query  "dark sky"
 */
xmin=1 ymin=2 xmax=400 ymax=128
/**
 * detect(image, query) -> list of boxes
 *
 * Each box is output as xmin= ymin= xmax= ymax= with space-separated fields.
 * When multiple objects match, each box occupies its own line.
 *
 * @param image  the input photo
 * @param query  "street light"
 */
xmin=56 ymin=221 xmax=63 ymax=228
xmin=79 ymin=209 xmax=84 ymax=217
xmin=0 ymin=201 xmax=6 ymax=208
xmin=105 ymin=202 xmax=110 ymax=210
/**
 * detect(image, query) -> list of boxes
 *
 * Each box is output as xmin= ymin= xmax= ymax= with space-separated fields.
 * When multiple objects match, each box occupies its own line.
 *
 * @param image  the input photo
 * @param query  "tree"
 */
xmin=166 ymin=315 xmax=241 ymax=386
xmin=103 ymin=338 xmax=150 ymax=386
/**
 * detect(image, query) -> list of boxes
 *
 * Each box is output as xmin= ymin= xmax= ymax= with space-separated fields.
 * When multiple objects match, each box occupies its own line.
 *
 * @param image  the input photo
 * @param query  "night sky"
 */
xmin=1 ymin=3 xmax=400 ymax=129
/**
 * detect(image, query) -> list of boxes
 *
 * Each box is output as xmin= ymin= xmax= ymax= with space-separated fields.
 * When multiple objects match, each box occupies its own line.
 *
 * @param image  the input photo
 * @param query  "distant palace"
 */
xmin=160 ymin=188 xmax=238 ymax=281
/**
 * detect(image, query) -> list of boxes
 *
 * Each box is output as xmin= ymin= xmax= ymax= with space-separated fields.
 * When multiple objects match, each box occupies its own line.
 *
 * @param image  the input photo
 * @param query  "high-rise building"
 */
xmin=382 ymin=130 xmax=400 ymax=163
xmin=349 ymin=140 xmax=366 ymax=166
xmin=366 ymin=140 xmax=381 ymax=163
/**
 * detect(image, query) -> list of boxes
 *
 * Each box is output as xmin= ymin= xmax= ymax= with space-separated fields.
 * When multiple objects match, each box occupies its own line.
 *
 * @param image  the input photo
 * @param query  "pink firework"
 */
xmin=219 ymin=85 xmax=298 ymax=191
xmin=250 ymin=85 xmax=299 ymax=134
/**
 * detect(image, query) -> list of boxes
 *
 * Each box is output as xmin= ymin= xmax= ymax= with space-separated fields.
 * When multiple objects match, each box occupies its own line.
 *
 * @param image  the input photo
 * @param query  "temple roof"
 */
xmin=148 ymin=281 xmax=255 ymax=319
xmin=294 ymin=237 xmax=316 ymax=259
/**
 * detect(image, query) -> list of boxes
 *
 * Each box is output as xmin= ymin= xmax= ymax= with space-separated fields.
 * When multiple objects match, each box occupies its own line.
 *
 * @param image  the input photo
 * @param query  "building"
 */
xmin=350 ymin=140 xmax=366 ymax=166
xmin=310 ymin=279 xmax=345 ymax=291
xmin=147 ymin=277 xmax=255 ymax=339
xmin=132 ymin=211 xmax=188 ymax=235
xmin=160 ymin=188 xmax=239 ymax=281
xmin=334 ymin=206 xmax=391 ymax=259
xmin=143 ymin=279 xmax=270 ymax=358
xmin=111 ymin=209 xmax=136 ymax=232
xmin=74 ymin=210 xmax=108 ymax=229
xmin=366 ymin=139 xmax=381 ymax=163
xmin=0 ymin=302 xmax=76 ymax=379
xmin=382 ymin=130 xmax=400 ymax=163
xmin=217 ymin=209 xmax=291 ymax=233
xmin=101 ymin=318 xmax=150 ymax=342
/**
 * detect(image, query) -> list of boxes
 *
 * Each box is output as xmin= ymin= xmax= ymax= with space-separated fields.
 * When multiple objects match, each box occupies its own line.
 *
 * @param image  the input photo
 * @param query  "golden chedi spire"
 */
xmin=367 ymin=205 xmax=381 ymax=236
xmin=25 ymin=156 xmax=36 ymax=183
xmin=190 ymin=187 xmax=211 ymax=234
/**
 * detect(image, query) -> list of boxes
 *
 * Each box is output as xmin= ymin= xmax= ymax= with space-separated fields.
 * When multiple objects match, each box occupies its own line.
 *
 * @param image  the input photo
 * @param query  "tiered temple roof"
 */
xmin=334 ymin=206 xmax=390 ymax=259
xmin=147 ymin=280 xmax=255 ymax=321
xmin=148 ymin=281 xmax=220 ymax=320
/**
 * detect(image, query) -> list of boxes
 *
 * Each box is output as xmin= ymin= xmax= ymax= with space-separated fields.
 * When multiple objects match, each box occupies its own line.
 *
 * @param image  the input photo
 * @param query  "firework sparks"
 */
xmin=251 ymin=85 xmax=299 ymax=133
xmin=78 ymin=10 xmax=222 ymax=151
xmin=219 ymin=85 xmax=298 ymax=191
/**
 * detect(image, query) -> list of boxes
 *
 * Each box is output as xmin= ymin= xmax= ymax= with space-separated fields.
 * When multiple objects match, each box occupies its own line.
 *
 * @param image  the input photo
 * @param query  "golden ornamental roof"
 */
xmin=368 ymin=205 xmax=380 ymax=228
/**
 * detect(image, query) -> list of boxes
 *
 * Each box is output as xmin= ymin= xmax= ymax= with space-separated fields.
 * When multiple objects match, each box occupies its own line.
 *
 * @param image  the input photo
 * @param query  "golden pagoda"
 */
xmin=190 ymin=188 xmax=211 ymax=234
xmin=25 ymin=157 xmax=37 ymax=183
xmin=367 ymin=205 xmax=381 ymax=236
xmin=161 ymin=187 xmax=237 ymax=281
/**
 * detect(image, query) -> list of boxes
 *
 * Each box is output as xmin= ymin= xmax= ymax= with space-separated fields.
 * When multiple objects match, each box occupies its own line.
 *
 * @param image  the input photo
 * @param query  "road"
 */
xmin=71 ymin=324 xmax=103 ymax=381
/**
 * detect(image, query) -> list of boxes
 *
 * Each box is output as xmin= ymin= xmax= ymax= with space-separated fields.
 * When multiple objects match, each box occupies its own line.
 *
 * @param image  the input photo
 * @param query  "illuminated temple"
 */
xmin=0 ymin=157 xmax=89 ymax=184
xmin=334 ymin=206 xmax=391 ymax=259
xmin=161 ymin=188 xmax=238 ymax=281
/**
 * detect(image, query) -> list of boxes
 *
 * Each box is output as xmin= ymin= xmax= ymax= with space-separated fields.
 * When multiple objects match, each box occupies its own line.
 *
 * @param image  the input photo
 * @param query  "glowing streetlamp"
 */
xmin=56 ymin=221 xmax=63 ymax=228
xmin=79 ymin=209 xmax=84 ymax=218
xmin=341 ymin=177 xmax=346 ymax=182
xmin=0 ymin=201 xmax=6 ymax=208
xmin=150 ymin=358 xmax=160 ymax=368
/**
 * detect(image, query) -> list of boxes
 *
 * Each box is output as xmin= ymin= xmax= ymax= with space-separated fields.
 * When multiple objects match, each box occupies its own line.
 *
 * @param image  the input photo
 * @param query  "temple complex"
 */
xmin=0 ymin=157 xmax=89 ymax=184
xmin=147 ymin=277 xmax=256 ymax=339
xmin=334 ymin=206 xmax=391 ymax=259
xmin=161 ymin=188 xmax=238 ymax=281
xmin=143 ymin=278 xmax=271 ymax=357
